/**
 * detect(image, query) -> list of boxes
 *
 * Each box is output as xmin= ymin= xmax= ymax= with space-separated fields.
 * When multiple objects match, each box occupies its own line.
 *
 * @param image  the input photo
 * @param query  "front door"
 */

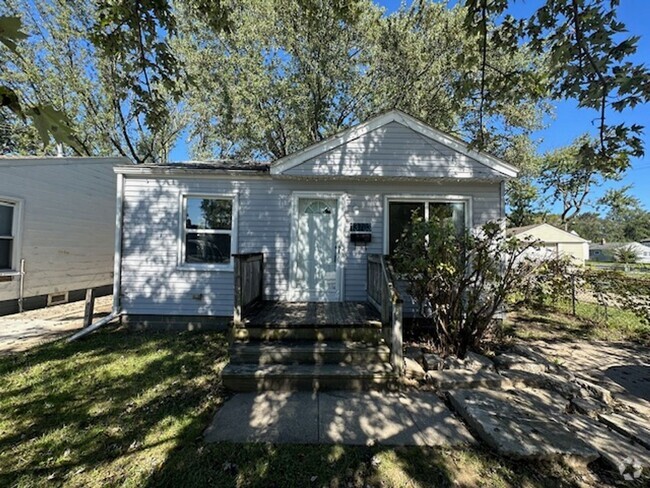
xmin=291 ymin=197 xmax=340 ymax=301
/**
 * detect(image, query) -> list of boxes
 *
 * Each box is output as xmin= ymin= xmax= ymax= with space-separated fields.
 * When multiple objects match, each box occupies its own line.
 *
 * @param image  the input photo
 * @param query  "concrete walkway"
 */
xmin=204 ymin=390 xmax=474 ymax=446
xmin=0 ymin=296 xmax=112 ymax=354
xmin=531 ymin=340 xmax=650 ymax=417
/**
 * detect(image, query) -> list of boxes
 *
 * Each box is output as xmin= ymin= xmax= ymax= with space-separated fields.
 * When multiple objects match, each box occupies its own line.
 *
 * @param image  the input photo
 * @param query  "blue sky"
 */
xmin=170 ymin=0 xmax=649 ymax=211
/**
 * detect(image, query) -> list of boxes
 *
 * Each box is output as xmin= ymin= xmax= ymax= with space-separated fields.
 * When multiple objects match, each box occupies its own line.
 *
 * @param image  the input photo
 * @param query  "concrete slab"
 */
xmin=598 ymin=412 xmax=650 ymax=450
xmin=397 ymin=392 xmax=475 ymax=446
xmin=566 ymin=414 xmax=650 ymax=469
xmin=448 ymin=389 xmax=598 ymax=462
xmin=0 ymin=296 xmax=113 ymax=354
xmin=319 ymin=391 xmax=425 ymax=446
xmin=205 ymin=390 xmax=474 ymax=447
xmin=425 ymin=370 xmax=508 ymax=390
xmin=204 ymin=391 xmax=319 ymax=444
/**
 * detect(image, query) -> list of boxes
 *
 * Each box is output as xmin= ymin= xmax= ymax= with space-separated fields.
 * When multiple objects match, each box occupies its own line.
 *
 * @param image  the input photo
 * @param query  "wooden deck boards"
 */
xmin=243 ymin=301 xmax=381 ymax=328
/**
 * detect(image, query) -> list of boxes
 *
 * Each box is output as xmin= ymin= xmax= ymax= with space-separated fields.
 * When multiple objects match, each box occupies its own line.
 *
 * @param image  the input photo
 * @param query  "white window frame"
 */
xmin=383 ymin=194 xmax=472 ymax=255
xmin=177 ymin=193 xmax=238 ymax=271
xmin=0 ymin=197 xmax=23 ymax=275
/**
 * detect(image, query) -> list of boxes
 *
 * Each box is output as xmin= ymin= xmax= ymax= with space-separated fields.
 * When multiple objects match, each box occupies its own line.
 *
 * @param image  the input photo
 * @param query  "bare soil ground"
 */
xmin=0 ymin=295 xmax=112 ymax=354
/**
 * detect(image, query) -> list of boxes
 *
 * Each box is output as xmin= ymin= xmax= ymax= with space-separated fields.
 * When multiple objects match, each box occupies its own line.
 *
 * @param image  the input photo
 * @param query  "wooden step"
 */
xmin=232 ymin=325 xmax=383 ymax=342
xmin=221 ymin=362 xmax=395 ymax=392
xmin=229 ymin=340 xmax=391 ymax=365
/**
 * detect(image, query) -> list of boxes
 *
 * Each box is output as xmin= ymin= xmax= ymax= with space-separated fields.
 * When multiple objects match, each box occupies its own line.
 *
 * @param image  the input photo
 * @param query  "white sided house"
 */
xmin=508 ymin=223 xmax=590 ymax=265
xmin=113 ymin=110 xmax=518 ymax=389
xmin=0 ymin=156 xmax=130 ymax=315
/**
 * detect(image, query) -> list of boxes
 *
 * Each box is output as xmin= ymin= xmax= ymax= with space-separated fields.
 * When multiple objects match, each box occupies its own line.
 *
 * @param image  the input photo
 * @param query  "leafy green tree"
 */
xmin=503 ymin=134 xmax=543 ymax=226
xmin=614 ymin=245 xmax=639 ymax=264
xmin=176 ymin=0 xmax=549 ymax=160
xmin=464 ymin=0 xmax=649 ymax=166
xmin=539 ymin=135 xmax=626 ymax=229
xmin=0 ymin=2 xmax=186 ymax=162
xmin=174 ymin=0 xmax=379 ymax=159
xmin=0 ymin=15 xmax=78 ymax=151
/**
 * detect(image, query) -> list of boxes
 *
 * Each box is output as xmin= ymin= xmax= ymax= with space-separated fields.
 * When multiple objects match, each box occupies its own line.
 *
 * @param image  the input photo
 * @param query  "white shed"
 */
xmin=508 ymin=223 xmax=590 ymax=264
xmin=0 ymin=156 xmax=130 ymax=315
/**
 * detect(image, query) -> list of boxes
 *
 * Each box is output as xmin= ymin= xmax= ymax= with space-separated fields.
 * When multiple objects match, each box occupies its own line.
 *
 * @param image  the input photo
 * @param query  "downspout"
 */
xmin=18 ymin=258 xmax=25 ymax=313
xmin=68 ymin=172 xmax=125 ymax=341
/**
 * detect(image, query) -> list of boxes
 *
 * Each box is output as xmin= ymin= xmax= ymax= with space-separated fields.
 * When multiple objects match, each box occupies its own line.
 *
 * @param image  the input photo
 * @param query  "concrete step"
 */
xmin=232 ymin=325 xmax=383 ymax=342
xmin=221 ymin=362 xmax=395 ymax=392
xmin=229 ymin=340 xmax=391 ymax=365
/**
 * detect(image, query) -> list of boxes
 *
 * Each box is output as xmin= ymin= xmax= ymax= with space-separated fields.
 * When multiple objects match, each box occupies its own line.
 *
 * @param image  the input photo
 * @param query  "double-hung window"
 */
xmin=181 ymin=196 xmax=235 ymax=268
xmin=0 ymin=199 xmax=19 ymax=272
xmin=386 ymin=197 xmax=468 ymax=255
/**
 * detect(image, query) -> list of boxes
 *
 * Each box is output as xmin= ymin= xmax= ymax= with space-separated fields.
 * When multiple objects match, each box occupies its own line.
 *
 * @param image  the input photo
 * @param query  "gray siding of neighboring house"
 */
xmin=119 ymin=176 xmax=502 ymax=317
xmin=284 ymin=122 xmax=504 ymax=179
xmin=0 ymin=158 xmax=123 ymax=314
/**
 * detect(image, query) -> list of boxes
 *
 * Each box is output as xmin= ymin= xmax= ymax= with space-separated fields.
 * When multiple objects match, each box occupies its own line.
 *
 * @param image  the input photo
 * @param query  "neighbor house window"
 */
xmin=386 ymin=198 xmax=467 ymax=255
xmin=182 ymin=196 xmax=235 ymax=267
xmin=0 ymin=199 xmax=19 ymax=271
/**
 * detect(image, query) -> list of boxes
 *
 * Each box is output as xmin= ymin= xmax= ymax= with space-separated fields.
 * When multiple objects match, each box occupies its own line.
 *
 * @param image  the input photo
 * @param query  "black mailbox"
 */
xmin=350 ymin=223 xmax=371 ymax=244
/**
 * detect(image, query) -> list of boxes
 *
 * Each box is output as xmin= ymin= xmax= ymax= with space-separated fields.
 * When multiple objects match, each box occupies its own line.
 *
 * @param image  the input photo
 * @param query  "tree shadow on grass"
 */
xmin=0 ymin=327 xmax=635 ymax=487
xmin=0 ymin=326 xmax=229 ymax=487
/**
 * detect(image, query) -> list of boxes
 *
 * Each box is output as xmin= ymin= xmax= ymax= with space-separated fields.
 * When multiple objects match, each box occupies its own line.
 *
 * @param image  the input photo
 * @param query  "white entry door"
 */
xmin=291 ymin=197 xmax=340 ymax=301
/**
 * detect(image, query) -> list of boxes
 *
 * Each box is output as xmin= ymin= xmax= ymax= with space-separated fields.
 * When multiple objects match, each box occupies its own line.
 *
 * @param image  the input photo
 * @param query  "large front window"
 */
xmin=0 ymin=200 xmax=18 ymax=271
xmin=387 ymin=199 xmax=467 ymax=255
xmin=182 ymin=196 xmax=234 ymax=266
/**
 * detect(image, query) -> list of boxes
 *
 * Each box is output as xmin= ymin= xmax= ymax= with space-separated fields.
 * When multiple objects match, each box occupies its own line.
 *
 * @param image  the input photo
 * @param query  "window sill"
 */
xmin=177 ymin=264 xmax=234 ymax=273
xmin=0 ymin=270 xmax=20 ymax=277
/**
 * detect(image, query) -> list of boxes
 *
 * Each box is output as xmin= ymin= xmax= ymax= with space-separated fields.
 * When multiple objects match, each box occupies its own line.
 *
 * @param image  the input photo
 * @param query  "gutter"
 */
xmin=68 ymin=173 xmax=126 ymax=342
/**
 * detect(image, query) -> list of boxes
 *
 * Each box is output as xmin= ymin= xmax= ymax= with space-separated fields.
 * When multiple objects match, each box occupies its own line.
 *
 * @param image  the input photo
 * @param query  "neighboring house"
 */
xmin=590 ymin=242 xmax=650 ymax=263
xmin=111 ymin=110 xmax=519 ymax=390
xmin=508 ymin=223 xmax=590 ymax=265
xmin=0 ymin=156 xmax=131 ymax=315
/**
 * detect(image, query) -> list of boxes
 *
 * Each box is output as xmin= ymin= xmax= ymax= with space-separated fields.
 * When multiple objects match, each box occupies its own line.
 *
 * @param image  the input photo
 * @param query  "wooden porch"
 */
xmin=242 ymin=301 xmax=381 ymax=328
xmin=223 ymin=252 xmax=403 ymax=391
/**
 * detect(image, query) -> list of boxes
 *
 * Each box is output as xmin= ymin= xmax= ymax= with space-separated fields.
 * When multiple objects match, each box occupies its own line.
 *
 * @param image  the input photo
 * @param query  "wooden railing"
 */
xmin=367 ymin=254 xmax=403 ymax=376
xmin=233 ymin=253 xmax=264 ymax=325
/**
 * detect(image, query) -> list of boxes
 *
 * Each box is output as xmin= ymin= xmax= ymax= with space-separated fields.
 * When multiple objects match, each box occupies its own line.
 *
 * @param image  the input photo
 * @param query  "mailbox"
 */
xmin=350 ymin=223 xmax=371 ymax=244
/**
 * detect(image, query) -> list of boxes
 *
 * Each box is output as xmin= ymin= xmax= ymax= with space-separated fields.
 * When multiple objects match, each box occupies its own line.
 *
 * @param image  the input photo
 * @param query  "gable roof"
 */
xmin=508 ymin=223 xmax=590 ymax=243
xmin=270 ymin=110 xmax=519 ymax=178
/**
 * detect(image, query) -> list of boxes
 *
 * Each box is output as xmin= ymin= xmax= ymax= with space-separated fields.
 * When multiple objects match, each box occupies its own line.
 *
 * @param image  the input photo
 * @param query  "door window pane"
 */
xmin=185 ymin=233 xmax=231 ymax=264
xmin=0 ymin=204 xmax=13 ymax=236
xmin=388 ymin=202 xmax=424 ymax=255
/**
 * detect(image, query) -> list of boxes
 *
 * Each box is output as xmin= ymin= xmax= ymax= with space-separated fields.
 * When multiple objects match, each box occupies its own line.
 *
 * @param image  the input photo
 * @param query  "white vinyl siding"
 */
xmin=284 ymin=122 xmax=505 ymax=179
xmin=0 ymin=158 xmax=121 ymax=303
xmin=119 ymin=177 xmax=501 ymax=316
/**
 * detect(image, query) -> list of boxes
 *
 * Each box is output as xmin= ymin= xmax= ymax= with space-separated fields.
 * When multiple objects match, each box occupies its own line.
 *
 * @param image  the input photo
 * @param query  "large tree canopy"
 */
xmin=176 ymin=0 xmax=548 ymax=160
xmin=0 ymin=0 xmax=647 ymax=174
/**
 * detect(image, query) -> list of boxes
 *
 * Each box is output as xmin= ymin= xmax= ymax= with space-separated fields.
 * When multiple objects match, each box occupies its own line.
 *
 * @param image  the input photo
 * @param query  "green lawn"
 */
xmin=0 ymin=326 xmax=636 ymax=487
xmin=506 ymin=300 xmax=650 ymax=346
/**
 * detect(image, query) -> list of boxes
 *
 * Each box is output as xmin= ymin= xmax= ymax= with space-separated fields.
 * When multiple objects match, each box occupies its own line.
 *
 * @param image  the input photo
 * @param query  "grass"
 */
xmin=505 ymin=300 xmax=650 ymax=345
xmin=0 ymin=325 xmax=642 ymax=487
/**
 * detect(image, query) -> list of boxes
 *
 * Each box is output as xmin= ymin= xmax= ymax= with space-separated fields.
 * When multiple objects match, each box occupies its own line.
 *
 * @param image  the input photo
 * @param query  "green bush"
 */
xmin=392 ymin=216 xmax=538 ymax=357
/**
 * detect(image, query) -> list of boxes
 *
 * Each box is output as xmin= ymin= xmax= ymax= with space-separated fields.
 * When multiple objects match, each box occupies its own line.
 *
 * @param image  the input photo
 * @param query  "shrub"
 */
xmin=391 ymin=216 xmax=538 ymax=357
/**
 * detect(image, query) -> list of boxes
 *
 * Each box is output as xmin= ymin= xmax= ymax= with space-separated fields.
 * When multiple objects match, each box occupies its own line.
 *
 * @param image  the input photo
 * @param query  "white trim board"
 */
xmin=271 ymin=110 xmax=519 ymax=178
xmin=176 ymin=192 xmax=239 ymax=272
